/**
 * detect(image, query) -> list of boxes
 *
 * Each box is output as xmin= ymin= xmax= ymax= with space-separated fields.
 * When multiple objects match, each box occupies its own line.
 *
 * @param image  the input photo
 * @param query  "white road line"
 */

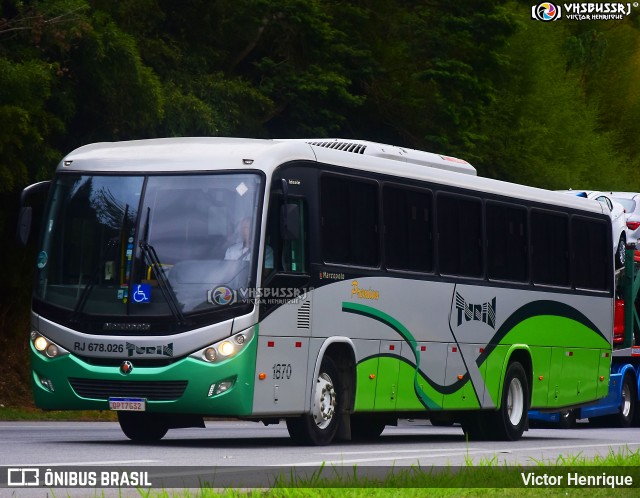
xmin=318 ymin=441 xmax=640 ymax=457
xmin=272 ymin=441 xmax=640 ymax=467
xmin=4 ymin=460 xmax=160 ymax=467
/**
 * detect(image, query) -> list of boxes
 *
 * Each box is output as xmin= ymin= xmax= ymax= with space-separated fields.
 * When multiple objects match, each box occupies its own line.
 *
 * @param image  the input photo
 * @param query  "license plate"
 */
xmin=108 ymin=397 xmax=146 ymax=411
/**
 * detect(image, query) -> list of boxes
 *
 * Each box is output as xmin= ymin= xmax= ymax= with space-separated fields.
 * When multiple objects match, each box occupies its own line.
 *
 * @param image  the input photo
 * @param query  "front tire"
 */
xmin=118 ymin=412 xmax=169 ymax=442
xmin=286 ymin=356 xmax=342 ymax=445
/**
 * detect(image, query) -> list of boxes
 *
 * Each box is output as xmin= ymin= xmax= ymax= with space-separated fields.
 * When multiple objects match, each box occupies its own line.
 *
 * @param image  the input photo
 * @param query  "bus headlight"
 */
xmin=191 ymin=327 xmax=255 ymax=364
xmin=218 ymin=341 xmax=234 ymax=356
xmin=34 ymin=336 xmax=48 ymax=352
xmin=31 ymin=332 xmax=68 ymax=359
xmin=204 ymin=348 xmax=217 ymax=362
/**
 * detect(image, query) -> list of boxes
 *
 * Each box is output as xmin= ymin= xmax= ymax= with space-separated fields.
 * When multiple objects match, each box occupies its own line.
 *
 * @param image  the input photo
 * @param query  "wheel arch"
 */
xmin=611 ymin=363 xmax=639 ymax=401
xmin=497 ymin=345 xmax=533 ymax=409
xmin=311 ymin=337 xmax=357 ymax=413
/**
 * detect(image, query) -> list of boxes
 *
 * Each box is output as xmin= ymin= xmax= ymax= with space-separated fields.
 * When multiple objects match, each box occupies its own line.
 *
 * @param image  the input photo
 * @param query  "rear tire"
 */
xmin=429 ymin=413 xmax=455 ymax=427
xmin=558 ymin=409 xmax=577 ymax=429
xmin=350 ymin=414 xmax=386 ymax=441
xmin=286 ymin=356 xmax=342 ymax=445
xmin=118 ymin=412 xmax=169 ymax=442
xmin=488 ymin=361 xmax=529 ymax=441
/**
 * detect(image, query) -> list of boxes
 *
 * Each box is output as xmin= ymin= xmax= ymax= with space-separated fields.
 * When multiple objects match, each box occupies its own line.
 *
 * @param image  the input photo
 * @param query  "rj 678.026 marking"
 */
xmin=74 ymin=342 xmax=124 ymax=353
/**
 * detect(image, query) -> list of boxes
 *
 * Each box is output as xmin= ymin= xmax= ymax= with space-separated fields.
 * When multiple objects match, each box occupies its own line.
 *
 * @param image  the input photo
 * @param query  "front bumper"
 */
xmin=31 ymin=333 xmax=257 ymax=416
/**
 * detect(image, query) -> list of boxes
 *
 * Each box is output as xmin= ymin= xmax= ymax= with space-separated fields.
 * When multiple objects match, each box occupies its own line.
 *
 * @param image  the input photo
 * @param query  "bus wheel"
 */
xmin=350 ymin=414 xmax=386 ymax=441
xmin=286 ymin=356 xmax=342 ymax=445
xmin=491 ymin=361 xmax=529 ymax=441
xmin=118 ymin=412 xmax=169 ymax=442
xmin=558 ymin=409 xmax=577 ymax=429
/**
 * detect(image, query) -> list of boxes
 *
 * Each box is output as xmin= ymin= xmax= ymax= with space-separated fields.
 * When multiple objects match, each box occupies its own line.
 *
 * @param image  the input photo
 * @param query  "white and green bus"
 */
xmin=19 ymin=138 xmax=614 ymax=444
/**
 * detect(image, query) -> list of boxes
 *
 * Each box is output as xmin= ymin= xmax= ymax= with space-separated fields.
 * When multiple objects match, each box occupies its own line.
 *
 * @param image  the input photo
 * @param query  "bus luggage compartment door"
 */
xmin=252 ymin=336 xmax=310 ymax=414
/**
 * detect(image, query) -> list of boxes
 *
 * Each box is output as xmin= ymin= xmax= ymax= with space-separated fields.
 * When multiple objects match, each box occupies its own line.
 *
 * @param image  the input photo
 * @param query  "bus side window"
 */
xmin=264 ymin=196 xmax=307 ymax=276
xmin=282 ymin=199 xmax=306 ymax=273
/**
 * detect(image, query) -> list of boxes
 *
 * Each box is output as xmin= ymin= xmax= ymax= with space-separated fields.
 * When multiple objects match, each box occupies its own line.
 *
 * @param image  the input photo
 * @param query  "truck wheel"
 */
xmin=286 ymin=356 xmax=342 ymax=445
xmin=118 ymin=412 xmax=168 ymax=442
xmin=609 ymin=374 xmax=636 ymax=428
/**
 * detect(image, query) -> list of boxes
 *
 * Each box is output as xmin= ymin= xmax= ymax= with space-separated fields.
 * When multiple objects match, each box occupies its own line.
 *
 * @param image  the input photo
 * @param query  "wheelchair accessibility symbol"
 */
xmin=133 ymin=284 xmax=151 ymax=303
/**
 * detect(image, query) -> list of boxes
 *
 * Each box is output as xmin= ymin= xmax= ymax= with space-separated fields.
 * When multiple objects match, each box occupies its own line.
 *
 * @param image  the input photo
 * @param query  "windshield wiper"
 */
xmin=139 ymin=207 xmax=185 ymax=325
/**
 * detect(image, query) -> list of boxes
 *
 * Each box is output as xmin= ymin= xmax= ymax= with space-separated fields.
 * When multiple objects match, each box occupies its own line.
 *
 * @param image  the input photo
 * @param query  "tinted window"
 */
xmin=437 ymin=193 xmax=482 ymax=277
xmin=321 ymin=175 xmax=379 ymax=266
xmin=383 ymin=186 xmax=433 ymax=272
xmin=486 ymin=203 xmax=528 ymax=281
xmin=531 ymin=210 xmax=569 ymax=286
xmin=572 ymin=217 xmax=609 ymax=290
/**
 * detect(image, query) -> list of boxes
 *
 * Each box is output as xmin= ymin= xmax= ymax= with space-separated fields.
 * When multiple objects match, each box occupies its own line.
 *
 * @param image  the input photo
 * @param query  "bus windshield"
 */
xmin=35 ymin=172 xmax=263 ymax=324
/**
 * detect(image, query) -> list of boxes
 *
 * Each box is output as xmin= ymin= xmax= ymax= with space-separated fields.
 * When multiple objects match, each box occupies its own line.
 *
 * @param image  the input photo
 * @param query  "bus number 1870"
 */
xmin=272 ymin=363 xmax=292 ymax=380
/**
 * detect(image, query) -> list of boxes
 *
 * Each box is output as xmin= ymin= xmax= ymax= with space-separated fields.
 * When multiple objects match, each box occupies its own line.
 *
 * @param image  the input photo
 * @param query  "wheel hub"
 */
xmin=312 ymin=372 xmax=336 ymax=429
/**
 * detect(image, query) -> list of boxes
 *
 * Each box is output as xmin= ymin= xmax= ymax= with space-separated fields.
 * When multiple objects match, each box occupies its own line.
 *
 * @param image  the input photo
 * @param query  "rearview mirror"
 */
xmin=280 ymin=203 xmax=300 ymax=240
xmin=16 ymin=206 xmax=33 ymax=247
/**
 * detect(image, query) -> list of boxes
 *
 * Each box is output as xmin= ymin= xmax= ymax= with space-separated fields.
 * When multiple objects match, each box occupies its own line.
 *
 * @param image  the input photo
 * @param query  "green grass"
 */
xmin=127 ymin=448 xmax=640 ymax=497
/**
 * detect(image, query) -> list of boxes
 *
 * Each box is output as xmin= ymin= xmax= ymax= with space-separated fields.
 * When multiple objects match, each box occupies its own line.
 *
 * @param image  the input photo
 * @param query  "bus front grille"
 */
xmin=69 ymin=378 xmax=188 ymax=401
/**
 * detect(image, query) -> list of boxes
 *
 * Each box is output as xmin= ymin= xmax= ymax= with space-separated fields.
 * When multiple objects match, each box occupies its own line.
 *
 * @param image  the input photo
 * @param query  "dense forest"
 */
xmin=1 ymin=0 xmax=640 ymax=407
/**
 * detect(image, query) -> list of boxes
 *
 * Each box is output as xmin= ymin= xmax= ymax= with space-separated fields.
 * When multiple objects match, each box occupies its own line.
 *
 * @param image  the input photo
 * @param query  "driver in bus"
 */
xmin=225 ymin=216 xmax=274 ymax=272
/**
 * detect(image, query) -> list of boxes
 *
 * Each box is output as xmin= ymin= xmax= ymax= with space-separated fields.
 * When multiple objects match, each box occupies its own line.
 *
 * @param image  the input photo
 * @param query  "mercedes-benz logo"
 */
xmin=120 ymin=361 xmax=133 ymax=375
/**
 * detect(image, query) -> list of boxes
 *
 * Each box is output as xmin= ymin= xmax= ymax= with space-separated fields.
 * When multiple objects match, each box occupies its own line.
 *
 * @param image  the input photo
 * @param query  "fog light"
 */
xmin=39 ymin=376 xmax=55 ymax=392
xmin=46 ymin=344 xmax=59 ymax=358
xmin=235 ymin=334 xmax=246 ymax=345
xmin=34 ymin=336 xmax=48 ymax=351
xmin=218 ymin=341 xmax=234 ymax=356
xmin=215 ymin=378 xmax=235 ymax=395
xmin=204 ymin=347 xmax=217 ymax=362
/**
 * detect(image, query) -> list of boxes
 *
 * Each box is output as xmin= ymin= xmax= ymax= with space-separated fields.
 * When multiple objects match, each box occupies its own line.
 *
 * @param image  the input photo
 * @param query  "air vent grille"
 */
xmin=307 ymin=141 xmax=367 ymax=154
xmin=69 ymin=378 xmax=188 ymax=401
xmin=297 ymin=300 xmax=312 ymax=329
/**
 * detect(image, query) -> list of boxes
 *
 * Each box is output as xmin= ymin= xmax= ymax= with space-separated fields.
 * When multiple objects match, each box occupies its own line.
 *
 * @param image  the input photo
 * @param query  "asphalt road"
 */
xmin=1 ymin=419 xmax=639 ymax=495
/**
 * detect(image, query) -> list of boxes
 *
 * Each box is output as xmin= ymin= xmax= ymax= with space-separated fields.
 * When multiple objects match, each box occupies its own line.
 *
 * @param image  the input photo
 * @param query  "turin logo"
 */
xmin=456 ymin=293 xmax=497 ymax=329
